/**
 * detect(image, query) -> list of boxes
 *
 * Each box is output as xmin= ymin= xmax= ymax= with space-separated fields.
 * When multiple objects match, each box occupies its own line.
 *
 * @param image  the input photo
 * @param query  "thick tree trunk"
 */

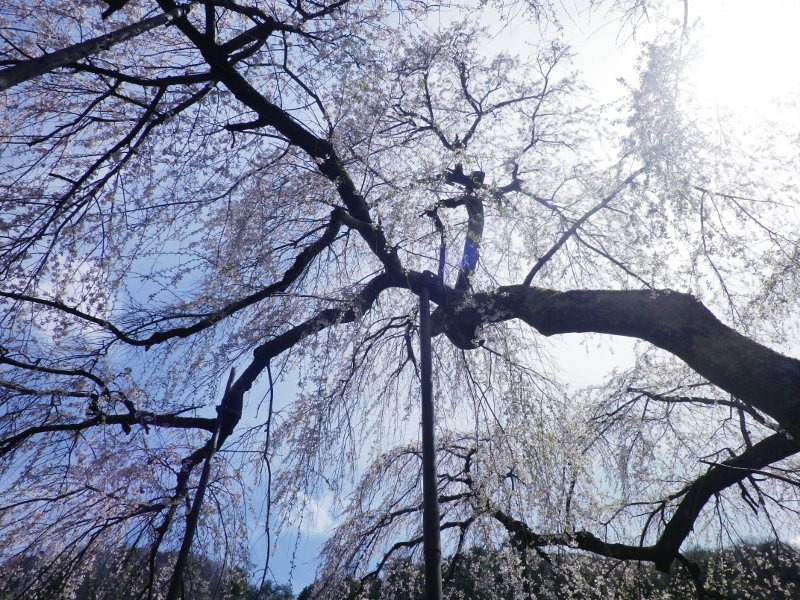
xmin=438 ymin=285 xmax=800 ymax=436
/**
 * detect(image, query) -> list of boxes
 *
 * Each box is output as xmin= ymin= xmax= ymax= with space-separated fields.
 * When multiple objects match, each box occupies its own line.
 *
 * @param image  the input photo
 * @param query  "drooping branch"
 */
xmin=216 ymin=272 xmax=393 ymax=447
xmin=0 ymin=380 xmax=95 ymax=399
xmin=45 ymin=62 xmax=213 ymax=87
xmin=522 ymin=167 xmax=646 ymax=285
xmin=64 ymin=12 xmax=303 ymax=90
xmin=490 ymin=430 xmax=800 ymax=573
xmin=0 ymin=5 xmax=192 ymax=91
xmin=327 ymin=428 xmax=800 ymax=590
xmin=627 ymin=387 xmax=779 ymax=432
xmin=0 ymin=411 xmax=217 ymax=458
xmin=217 ymin=15 xmax=305 ymax=55
xmin=0 ymin=208 xmax=343 ymax=348
xmin=441 ymin=285 xmax=800 ymax=432
xmin=156 ymin=0 xmax=403 ymax=274
xmin=0 ymin=353 xmax=111 ymax=397
xmin=165 ymin=368 xmax=233 ymax=600
xmin=651 ymin=432 xmax=800 ymax=571
xmin=360 ymin=519 xmax=475 ymax=584
xmin=454 ymin=60 xmax=546 ymax=151
xmin=5 ymin=76 xmax=222 ymax=278
xmin=491 ymin=509 xmax=660 ymax=563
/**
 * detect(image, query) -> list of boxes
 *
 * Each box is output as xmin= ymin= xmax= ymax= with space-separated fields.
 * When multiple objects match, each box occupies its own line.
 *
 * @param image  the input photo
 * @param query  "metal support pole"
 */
xmin=419 ymin=285 xmax=442 ymax=600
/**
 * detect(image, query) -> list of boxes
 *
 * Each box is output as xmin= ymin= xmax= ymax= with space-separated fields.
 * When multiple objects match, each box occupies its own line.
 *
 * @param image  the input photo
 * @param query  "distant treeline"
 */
xmin=300 ymin=541 xmax=800 ymax=599
xmin=0 ymin=546 xmax=292 ymax=600
xmin=3 ymin=541 xmax=798 ymax=599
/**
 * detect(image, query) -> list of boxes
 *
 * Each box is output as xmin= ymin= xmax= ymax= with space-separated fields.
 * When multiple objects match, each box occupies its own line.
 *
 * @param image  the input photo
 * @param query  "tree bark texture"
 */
xmin=436 ymin=285 xmax=800 ymax=437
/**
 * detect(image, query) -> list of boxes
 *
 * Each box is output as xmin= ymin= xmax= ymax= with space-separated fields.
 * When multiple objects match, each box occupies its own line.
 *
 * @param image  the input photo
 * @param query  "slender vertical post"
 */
xmin=419 ymin=285 xmax=442 ymax=599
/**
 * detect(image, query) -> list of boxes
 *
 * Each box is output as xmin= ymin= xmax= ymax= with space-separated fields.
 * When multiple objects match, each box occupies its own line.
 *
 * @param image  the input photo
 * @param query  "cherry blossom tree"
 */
xmin=1 ymin=0 xmax=799 ymax=598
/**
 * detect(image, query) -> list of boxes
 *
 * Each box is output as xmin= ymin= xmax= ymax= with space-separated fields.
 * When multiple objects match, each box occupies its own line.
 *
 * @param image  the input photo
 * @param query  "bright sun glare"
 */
xmin=690 ymin=1 xmax=800 ymax=111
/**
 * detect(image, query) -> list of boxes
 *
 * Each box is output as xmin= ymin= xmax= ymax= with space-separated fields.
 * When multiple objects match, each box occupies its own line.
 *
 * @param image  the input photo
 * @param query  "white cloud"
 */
xmin=298 ymin=492 xmax=336 ymax=537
